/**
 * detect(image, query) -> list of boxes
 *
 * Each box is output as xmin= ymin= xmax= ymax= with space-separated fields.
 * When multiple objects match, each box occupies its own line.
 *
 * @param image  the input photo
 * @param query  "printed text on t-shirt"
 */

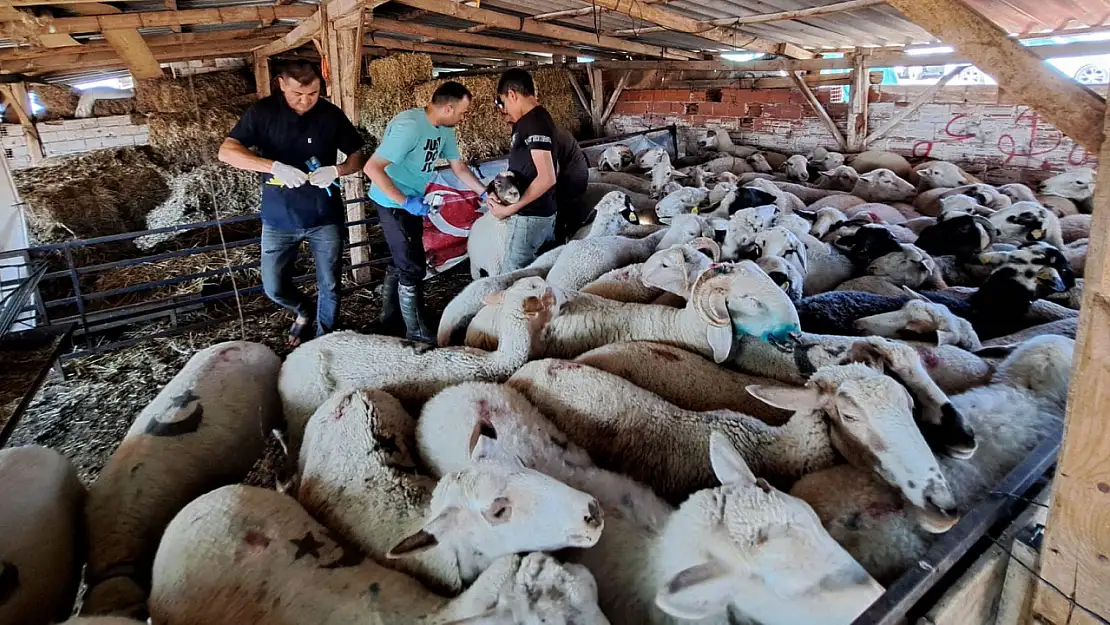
xmin=422 ymin=137 xmax=441 ymax=172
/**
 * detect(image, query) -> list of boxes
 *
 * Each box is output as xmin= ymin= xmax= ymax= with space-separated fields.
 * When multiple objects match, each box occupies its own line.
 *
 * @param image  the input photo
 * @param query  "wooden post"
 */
xmin=600 ymin=70 xmax=630 ymax=128
xmin=587 ymin=66 xmax=605 ymax=136
xmin=253 ymin=52 xmax=272 ymax=98
xmin=845 ymin=51 xmax=868 ymax=152
xmin=101 ymin=29 xmax=164 ymax=78
xmin=864 ymin=63 xmax=965 ymax=145
xmin=0 ymin=84 xmax=43 ymax=164
xmin=1031 ymin=100 xmax=1110 ymax=625
xmin=788 ymin=71 xmax=847 ymax=150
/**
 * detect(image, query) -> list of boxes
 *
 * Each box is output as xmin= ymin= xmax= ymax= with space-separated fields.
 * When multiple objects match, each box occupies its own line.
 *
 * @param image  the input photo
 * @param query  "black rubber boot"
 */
xmin=398 ymin=282 xmax=435 ymax=344
xmin=378 ymin=271 xmax=404 ymax=336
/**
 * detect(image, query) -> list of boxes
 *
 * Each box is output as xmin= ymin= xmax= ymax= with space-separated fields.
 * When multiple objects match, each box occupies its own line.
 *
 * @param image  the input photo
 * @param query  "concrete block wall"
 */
xmin=607 ymin=85 xmax=1096 ymax=184
xmin=2 ymin=115 xmax=149 ymax=169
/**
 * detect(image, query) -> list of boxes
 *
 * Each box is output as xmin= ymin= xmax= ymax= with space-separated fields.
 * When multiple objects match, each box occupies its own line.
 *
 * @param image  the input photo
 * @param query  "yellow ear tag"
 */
xmin=690 ymin=206 xmax=699 ymax=215
xmin=1032 ymin=229 xmax=1044 ymax=239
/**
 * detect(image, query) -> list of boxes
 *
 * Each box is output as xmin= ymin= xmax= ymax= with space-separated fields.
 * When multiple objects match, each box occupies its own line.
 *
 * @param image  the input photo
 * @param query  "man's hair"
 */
xmin=431 ymin=81 xmax=472 ymax=105
xmin=497 ymin=68 xmax=536 ymax=97
xmin=278 ymin=60 xmax=322 ymax=86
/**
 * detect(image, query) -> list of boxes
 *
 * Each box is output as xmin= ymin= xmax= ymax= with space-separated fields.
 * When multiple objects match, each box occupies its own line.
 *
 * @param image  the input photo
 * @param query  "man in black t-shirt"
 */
xmin=489 ymin=68 xmax=589 ymax=270
xmin=219 ymin=61 xmax=366 ymax=347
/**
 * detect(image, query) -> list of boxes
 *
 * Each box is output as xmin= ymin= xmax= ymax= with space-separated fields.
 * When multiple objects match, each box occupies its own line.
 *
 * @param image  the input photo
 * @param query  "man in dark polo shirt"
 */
xmin=489 ymin=68 xmax=589 ymax=270
xmin=218 ymin=61 xmax=366 ymax=347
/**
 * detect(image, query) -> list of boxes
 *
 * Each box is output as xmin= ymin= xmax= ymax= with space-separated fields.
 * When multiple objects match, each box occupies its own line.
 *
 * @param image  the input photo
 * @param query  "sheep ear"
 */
xmin=709 ymin=431 xmax=756 ymax=486
xmin=482 ymin=290 xmax=506 ymax=306
xmin=470 ymin=435 xmax=522 ymax=468
xmin=706 ymin=324 xmax=732 ymax=364
xmin=655 ymin=558 xmax=733 ymax=620
xmin=900 ymin=286 xmax=929 ymax=301
xmin=746 ymin=384 xmax=822 ymax=413
xmin=467 ymin=419 xmax=499 ymax=455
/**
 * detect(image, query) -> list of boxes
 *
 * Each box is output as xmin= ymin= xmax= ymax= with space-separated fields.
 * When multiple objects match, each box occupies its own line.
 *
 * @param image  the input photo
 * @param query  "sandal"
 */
xmin=287 ymin=317 xmax=314 ymax=348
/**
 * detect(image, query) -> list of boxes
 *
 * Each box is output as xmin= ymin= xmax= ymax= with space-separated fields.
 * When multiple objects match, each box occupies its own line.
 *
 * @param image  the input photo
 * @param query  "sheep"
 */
xmin=583 ymin=238 xmax=719 ymax=304
xmin=759 ymin=255 xmax=806 ymax=301
xmin=1060 ymin=214 xmax=1090 ymax=243
xmin=149 ymin=485 xmax=611 ymax=625
xmin=597 ymin=144 xmax=634 ymax=171
xmin=720 ymin=204 xmax=780 ymax=260
xmin=573 ymin=190 xmax=661 ymax=240
xmin=688 ymin=155 xmax=753 ymax=178
xmin=753 ymin=226 xmax=807 ymax=278
xmin=467 ymin=261 xmax=802 ymax=365
xmin=418 ymin=394 xmax=883 ymax=625
xmin=814 ymin=165 xmax=860 ymax=192
xmin=649 ymin=161 xmax=692 ymax=199
xmin=998 ymin=183 xmax=1038 ymax=203
xmin=708 ymin=181 xmax=736 ymax=205
xmin=912 ymin=161 xmax=973 ymax=190
xmin=0 ymin=446 xmax=85 ymax=625
xmin=844 ymin=202 xmax=909 ymax=225
xmin=808 ymin=146 xmax=846 ymax=172
xmin=791 ymin=335 xmax=1074 ymax=584
xmin=762 ymin=180 xmax=844 ymax=205
xmin=989 ymin=201 xmax=1065 ymax=248
xmin=280 ymin=277 xmax=559 ymax=448
xmin=747 ymin=151 xmax=774 ymax=173
xmin=696 ymin=128 xmax=758 ymax=157
xmin=653 ymin=186 xmax=708 ymax=222
xmin=587 ymin=170 xmax=653 ymax=196
xmin=1040 ymin=167 xmax=1095 ymax=211
xmin=913 ymin=187 xmax=953 ymax=217
xmin=508 ymin=358 xmax=958 ymax=527
xmin=690 ymin=186 xmax=780 ymax=224
xmin=853 ymin=298 xmax=981 ymax=351
xmin=74 ymin=86 xmax=134 ymax=118
xmin=575 ymin=341 xmax=791 ymax=422
xmin=950 ymin=184 xmax=1012 ymax=210
xmin=437 ymin=246 xmax=563 ymax=346
xmin=914 ymin=213 xmax=996 ymax=260
xmin=847 ymin=150 xmax=913 ymax=178
xmin=636 ymin=146 xmax=670 ymax=169
xmin=298 ymin=388 xmax=603 ymax=595
xmin=799 ymin=206 xmax=849 ymax=238
xmin=1064 ymin=238 xmax=1088 ymax=277
xmin=1037 ymin=194 xmax=1080 ymax=217
xmin=800 ymin=234 xmax=857 ymax=295
xmin=744 ymin=178 xmax=807 ymax=212
xmin=851 ymin=168 xmax=917 ymax=203
xmin=466 ymin=173 xmax=528 ymax=278
xmin=781 ymin=154 xmax=809 ymax=182
xmin=982 ymin=317 xmax=1077 ymax=346
xmin=837 ymin=244 xmax=946 ymax=294
xmin=82 ymin=341 xmax=281 ymax=618
xmin=583 ymin=182 xmax=656 ymax=216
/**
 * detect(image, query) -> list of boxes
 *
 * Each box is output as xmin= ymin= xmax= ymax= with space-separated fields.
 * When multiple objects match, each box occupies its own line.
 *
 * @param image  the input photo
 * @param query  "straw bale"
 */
xmin=13 ymin=147 xmax=170 ymax=242
xmin=136 ymin=165 xmax=260 ymax=249
xmin=146 ymin=105 xmax=246 ymax=168
xmin=30 ymin=84 xmax=138 ymax=120
xmin=533 ymin=67 xmax=581 ymax=135
xmin=368 ymin=53 xmax=433 ymax=90
xmin=135 ymin=69 xmax=255 ymax=113
xmin=358 ymin=83 xmax=412 ymax=143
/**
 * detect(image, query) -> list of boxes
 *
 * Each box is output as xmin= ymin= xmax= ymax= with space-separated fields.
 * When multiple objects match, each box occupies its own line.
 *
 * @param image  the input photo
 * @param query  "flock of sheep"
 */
xmin=0 ymin=126 xmax=1092 ymax=625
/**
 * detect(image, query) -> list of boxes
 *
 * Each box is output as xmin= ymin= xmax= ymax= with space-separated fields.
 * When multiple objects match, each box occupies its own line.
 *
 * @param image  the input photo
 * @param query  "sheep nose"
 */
xmin=584 ymin=499 xmax=603 ymax=529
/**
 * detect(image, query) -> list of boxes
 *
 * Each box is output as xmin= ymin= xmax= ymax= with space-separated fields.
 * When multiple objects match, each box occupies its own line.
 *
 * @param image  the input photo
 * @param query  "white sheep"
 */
xmin=696 ymin=128 xmax=758 ymax=157
xmin=998 ymin=183 xmax=1038 ymax=203
xmin=808 ymin=192 xmax=866 ymax=213
xmin=573 ymin=190 xmax=661 ymax=240
xmin=791 ymin=335 xmax=1074 ymax=583
xmin=766 ymin=180 xmax=844 ymax=205
xmin=912 ymin=161 xmax=973 ymax=190
xmin=720 ymin=204 xmax=780 ymax=261
xmin=0 ymin=446 xmax=85 ymax=625
xmin=648 ymin=160 xmax=689 ymax=198
xmin=468 ymin=213 xmax=510 ymax=280
xmin=744 ymin=178 xmax=807 ymax=212
xmin=508 ymin=358 xmax=958 ymax=527
xmin=1039 ymin=167 xmax=1095 ymax=205
xmin=747 ymin=151 xmax=774 ymax=173
xmin=544 ymin=214 xmax=712 ymax=291
xmin=598 ymin=144 xmax=634 ymax=171
xmin=1060 ymin=213 xmax=1090 ymax=243
xmin=587 ymin=169 xmax=654 ymax=196
xmin=298 ymin=388 xmax=603 ymax=595
xmin=988 ymin=201 xmax=1065 ymax=248
xmin=753 ymin=226 xmax=808 ymax=278
xmin=758 ymin=255 xmax=806 ymax=301
xmin=582 ymin=238 xmax=718 ymax=304
xmin=814 ymin=165 xmax=860 ymax=191
xmin=801 ymin=234 xmax=856 ymax=295
xmin=418 ymin=386 xmax=883 ymax=624
xmin=149 ymin=485 xmax=611 ymax=625
xmin=74 ymin=86 xmax=134 ymax=118
xmin=636 ymin=146 xmax=670 ymax=169
xmin=82 ymin=341 xmax=281 ymax=618
xmin=848 ymin=150 xmax=913 ymax=178
xmin=851 ymin=168 xmax=916 ymax=203
xmin=280 ymin=277 xmax=559 ymax=448
xmin=808 ymin=147 xmax=846 ymax=172
xmin=653 ymin=186 xmax=708 ymax=222
xmin=781 ymin=154 xmax=810 ymax=182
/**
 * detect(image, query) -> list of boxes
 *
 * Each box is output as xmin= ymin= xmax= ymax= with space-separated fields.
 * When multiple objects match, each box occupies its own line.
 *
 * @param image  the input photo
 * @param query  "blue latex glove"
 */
xmin=402 ymin=196 xmax=429 ymax=216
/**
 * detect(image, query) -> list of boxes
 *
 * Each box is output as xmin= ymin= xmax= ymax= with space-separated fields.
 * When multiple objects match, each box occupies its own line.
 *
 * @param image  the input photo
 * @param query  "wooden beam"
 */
xmin=0 ymin=26 xmax=293 ymax=62
xmin=255 ymin=9 xmax=321 ymax=57
xmin=642 ymin=71 xmax=881 ymax=90
xmin=601 ymin=70 xmax=630 ymax=127
xmin=325 ymin=0 xmax=390 ymax=21
xmin=1032 ymin=97 xmax=1110 ymax=625
xmin=864 ymin=63 xmax=965 ymax=145
xmin=586 ymin=65 xmax=604 ymax=135
xmin=886 ymin=0 xmax=1105 ymax=152
xmin=1 ymin=37 xmax=275 ymax=73
xmin=532 ymin=6 xmax=603 ymax=21
xmin=2 ymin=5 xmax=314 ymax=36
xmin=65 ymin=3 xmax=121 ymax=15
xmin=371 ymin=18 xmax=594 ymax=58
xmin=788 ymin=71 xmax=847 ymax=150
xmin=568 ymin=71 xmax=590 ymax=117
xmin=0 ymin=84 xmax=42 ymax=164
xmin=391 ymin=0 xmax=698 ymax=60
xmin=102 ymin=28 xmax=163 ymax=78
xmin=720 ymin=0 xmax=885 ymax=25
xmin=164 ymin=0 xmax=180 ymax=32
xmin=253 ymin=51 xmax=271 ymax=98
xmin=365 ymin=34 xmax=535 ymax=61
xmin=37 ymin=33 xmax=81 ymax=47
xmin=846 ymin=51 xmax=868 ymax=151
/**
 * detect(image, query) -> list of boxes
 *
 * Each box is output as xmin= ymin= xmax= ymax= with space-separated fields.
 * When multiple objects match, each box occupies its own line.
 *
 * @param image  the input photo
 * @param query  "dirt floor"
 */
xmin=5 ymin=262 xmax=474 ymax=487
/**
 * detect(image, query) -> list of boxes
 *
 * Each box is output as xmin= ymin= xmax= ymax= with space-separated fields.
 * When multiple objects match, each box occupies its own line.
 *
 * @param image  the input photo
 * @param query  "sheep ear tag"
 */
xmin=706 ymin=324 xmax=732 ymax=364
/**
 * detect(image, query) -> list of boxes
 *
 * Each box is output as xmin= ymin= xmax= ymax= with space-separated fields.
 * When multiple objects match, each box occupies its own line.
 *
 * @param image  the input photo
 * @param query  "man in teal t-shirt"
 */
xmin=364 ymin=81 xmax=487 ymax=343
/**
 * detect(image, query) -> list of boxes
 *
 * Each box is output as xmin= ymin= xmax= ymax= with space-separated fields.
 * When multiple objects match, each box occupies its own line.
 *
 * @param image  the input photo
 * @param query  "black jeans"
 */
xmin=374 ymin=199 xmax=426 ymax=286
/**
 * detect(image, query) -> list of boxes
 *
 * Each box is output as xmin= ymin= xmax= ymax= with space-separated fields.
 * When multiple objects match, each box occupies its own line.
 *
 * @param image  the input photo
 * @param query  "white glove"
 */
xmin=309 ymin=165 xmax=339 ymax=189
xmin=270 ymin=161 xmax=308 ymax=188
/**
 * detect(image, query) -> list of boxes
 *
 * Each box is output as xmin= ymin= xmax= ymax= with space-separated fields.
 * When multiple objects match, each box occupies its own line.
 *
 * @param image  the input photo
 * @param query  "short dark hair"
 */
xmin=431 ymin=81 xmax=472 ymax=105
xmin=497 ymin=68 xmax=535 ymax=97
xmin=277 ymin=60 xmax=322 ymax=85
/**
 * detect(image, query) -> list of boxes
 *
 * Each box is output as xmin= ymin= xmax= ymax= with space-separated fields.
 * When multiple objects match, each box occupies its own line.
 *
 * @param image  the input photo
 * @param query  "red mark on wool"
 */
xmin=245 ymin=530 xmax=271 ymax=548
xmin=649 ymin=347 xmax=683 ymax=362
xmin=865 ymin=500 xmax=902 ymax=519
xmin=917 ymin=347 xmax=940 ymax=369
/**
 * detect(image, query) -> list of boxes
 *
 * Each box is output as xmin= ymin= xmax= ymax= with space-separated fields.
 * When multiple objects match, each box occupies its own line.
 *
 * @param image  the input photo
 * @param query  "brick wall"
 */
xmin=606 ymin=85 xmax=1096 ymax=184
xmin=2 ymin=115 xmax=149 ymax=169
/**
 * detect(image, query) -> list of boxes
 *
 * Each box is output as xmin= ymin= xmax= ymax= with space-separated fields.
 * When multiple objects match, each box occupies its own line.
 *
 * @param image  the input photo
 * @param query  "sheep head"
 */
xmin=747 ymin=152 xmax=774 ymax=174
xmin=854 ymin=298 xmax=981 ymax=351
xmin=782 ymin=155 xmax=810 ymax=182
xmin=636 ymin=146 xmax=670 ymax=170
xmin=486 ymin=171 xmax=522 ymax=205
xmin=752 ymin=226 xmax=808 ymax=277
xmin=387 ymin=434 xmax=603 ymax=573
xmin=851 ymin=168 xmax=916 ymax=203
xmin=653 ymin=432 xmax=883 ymax=625
xmin=915 ymin=161 xmax=968 ymax=190
xmin=598 ymin=145 xmax=634 ymax=172
xmin=650 ymin=162 xmax=689 ymax=199
xmin=641 ymin=238 xmax=719 ymax=298
xmin=483 ymin=277 xmax=564 ymax=338
xmin=997 ymin=183 xmax=1038 ymax=204
xmin=815 ymin=165 xmax=858 ymax=191
xmin=866 ymin=244 xmax=942 ymax=290
xmin=747 ymin=363 xmax=960 ymax=534
xmin=721 ymin=204 xmax=780 ymax=261
xmin=690 ymin=261 xmax=801 ymax=362
xmin=1040 ymin=167 xmax=1095 ymax=201
xmin=977 ymin=242 xmax=1075 ymax=298
xmin=946 ymin=184 xmax=1010 ymax=211
xmin=988 ymin=201 xmax=1065 ymax=248
xmin=756 ymin=255 xmax=803 ymax=302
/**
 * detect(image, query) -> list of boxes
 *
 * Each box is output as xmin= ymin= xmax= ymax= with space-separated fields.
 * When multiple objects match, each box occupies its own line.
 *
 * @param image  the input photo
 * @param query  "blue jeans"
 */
xmin=502 ymin=214 xmax=556 ymax=273
xmin=261 ymin=223 xmax=341 ymax=335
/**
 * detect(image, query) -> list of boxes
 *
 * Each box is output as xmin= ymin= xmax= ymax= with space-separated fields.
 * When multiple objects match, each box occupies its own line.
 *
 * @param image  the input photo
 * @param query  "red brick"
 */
xmin=623 ymin=90 xmax=645 ymax=102
xmin=688 ymin=90 xmax=707 ymax=102
xmin=718 ymin=102 xmax=746 ymax=117
xmin=761 ymin=91 xmax=793 ymax=104
xmin=689 ymin=115 xmax=708 ymax=125
xmin=614 ymin=101 xmax=648 ymax=115
xmin=746 ymin=103 xmax=763 ymax=117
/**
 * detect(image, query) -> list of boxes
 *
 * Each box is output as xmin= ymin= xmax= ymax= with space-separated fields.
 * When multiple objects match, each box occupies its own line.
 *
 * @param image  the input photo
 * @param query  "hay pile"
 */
xmin=92 ymin=243 xmax=261 ymax=304
xmin=368 ymin=53 xmax=433 ymax=90
xmin=29 ymin=84 xmax=136 ymax=121
xmin=358 ymin=84 xmax=412 ymax=144
xmin=13 ymin=147 xmax=171 ymax=241
xmin=135 ymin=69 xmax=255 ymax=113
xmin=136 ymin=165 xmax=260 ymax=249
xmin=146 ymin=105 xmax=246 ymax=168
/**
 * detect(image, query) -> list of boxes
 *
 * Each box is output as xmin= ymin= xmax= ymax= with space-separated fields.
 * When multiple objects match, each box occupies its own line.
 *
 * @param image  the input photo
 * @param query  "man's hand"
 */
xmin=487 ymin=196 xmax=517 ymax=219
xmin=271 ymin=161 xmax=309 ymax=188
xmin=309 ymin=165 xmax=339 ymax=188
xmin=402 ymin=196 xmax=429 ymax=216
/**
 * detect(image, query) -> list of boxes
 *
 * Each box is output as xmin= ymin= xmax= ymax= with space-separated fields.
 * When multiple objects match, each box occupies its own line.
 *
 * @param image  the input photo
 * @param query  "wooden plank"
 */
xmin=38 ymin=33 xmax=81 ymax=47
xmin=638 ymin=71 xmax=879 ymax=89
xmin=164 ymin=0 xmax=180 ymax=32
xmin=995 ymin=537 xmax=1040 ymax=625
xmin=253 ymin=51 xmax=271 ymax=98
xmin=330 ymin=10 xmax=371 ymax=284
xmin=846 ymin=51 xmax=868 ymax=151
xmin=721 ymin=0 xmax=885 ymax=25
xmin=101 ymin=28 xmax=163 ymax=78
xmin=568 ymin=70 xmax=590 ymax=114
xmin=887 ymin=0 xmax=1106 ymax=152
xmin=65 ymin=3 xmax=121 ymax=15
xmin=255 ymin=10 xmax=322 ymax=57
xmin=1032 ymin=90 xmax=1110 ymax=625
xmin=325 ymin=0 xmax=389 ymax=21
xmin=372 ymin=17 xmax=594 ymax=58
xmin=8 ymin=6 xmax=314 ymax=36
xmin=586 ymin=65 xmax=603 ymax=135
xmin=532 ymin=6 xmax=603 ymax=21
xmin=0 ymin=37 xmax=274 ymax=73
xmin=601 ymin=70 xmax=629 ymax=126
xmin=0 ymin=26 xmax=293 ymax=62
xmin=0 ymin=84 xmax=41 ymax=164
xmin=788 ymin=70 xmax=847 ymax=150
xmin=365 ymin=34 xmax=535 ymax=61
xmin=391 ymin=0 xmax=698 ymax=59
xmin=864 ymin=63 xmax=966 ymax=145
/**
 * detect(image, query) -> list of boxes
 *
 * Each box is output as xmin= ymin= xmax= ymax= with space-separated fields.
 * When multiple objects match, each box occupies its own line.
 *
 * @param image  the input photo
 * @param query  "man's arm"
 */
xmin=364 ymin=154 xmax=407 ymax=205
xmin=218 ymin=138 xmax=274 ymax=173
xmin=336 ymin=152 xmax=368 ymax=176
xmin=448 ymin=159 xmax=488 ymax=195
xmin=489 ymin=149 xmax=556 ymax=219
